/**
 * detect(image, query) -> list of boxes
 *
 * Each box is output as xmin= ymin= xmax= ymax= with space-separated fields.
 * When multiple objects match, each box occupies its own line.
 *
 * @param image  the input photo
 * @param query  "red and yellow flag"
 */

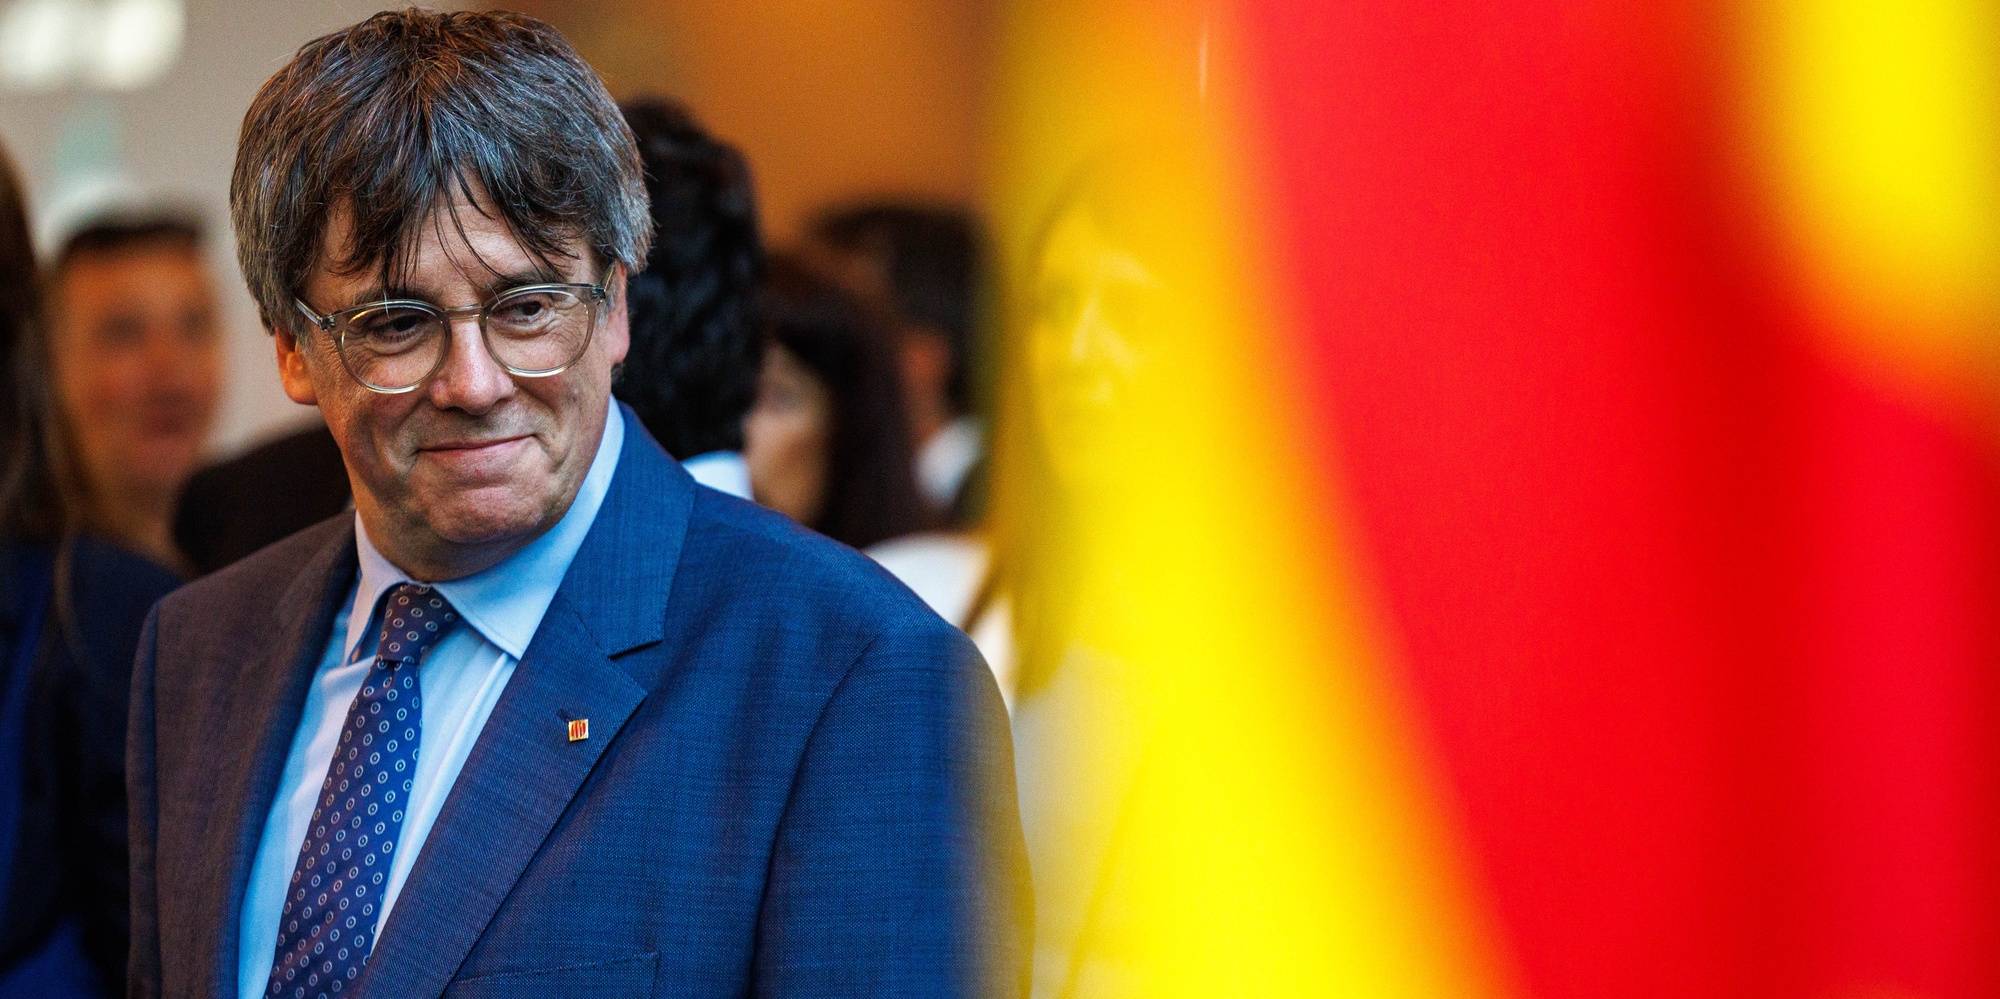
xmin=992 ymin=1 xmax=2000 ymax=996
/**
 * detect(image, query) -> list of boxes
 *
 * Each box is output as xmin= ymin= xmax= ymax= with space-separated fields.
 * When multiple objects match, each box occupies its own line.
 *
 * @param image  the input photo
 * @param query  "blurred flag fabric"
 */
xmin=988 ymin=1 xmax=2000 ymax=997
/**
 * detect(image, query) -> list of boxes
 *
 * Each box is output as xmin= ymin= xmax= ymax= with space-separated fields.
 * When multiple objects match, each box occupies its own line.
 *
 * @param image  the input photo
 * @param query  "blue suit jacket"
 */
xmin=128 ymin=410 xmax=1029 ymax=997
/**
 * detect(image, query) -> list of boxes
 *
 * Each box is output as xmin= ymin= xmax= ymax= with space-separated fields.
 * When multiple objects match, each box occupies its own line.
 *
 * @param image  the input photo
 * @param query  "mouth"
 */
xmin=415 ymin=434 xmax=533 ymax=477
xmin=421 ymin=434 xmax=530 ymax=453
xmin=140 ymin=409 xmax=205 ymax=438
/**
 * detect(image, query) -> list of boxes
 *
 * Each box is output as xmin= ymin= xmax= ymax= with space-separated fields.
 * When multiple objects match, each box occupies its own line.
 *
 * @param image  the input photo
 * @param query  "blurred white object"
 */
xmin=682 ymin=450 xmax=753 ymax=500
xmin=868 ymin=531 xmax=1014 ymax=709
xmin=915 ymin=416 xmax=981 ymax=509
xmin=0 ymin=0 xmax=183 ymax=92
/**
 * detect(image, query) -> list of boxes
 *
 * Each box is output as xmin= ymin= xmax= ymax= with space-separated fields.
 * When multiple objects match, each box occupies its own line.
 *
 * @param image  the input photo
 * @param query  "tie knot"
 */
xmin=375 ymin=583 xmax=457 ymax=665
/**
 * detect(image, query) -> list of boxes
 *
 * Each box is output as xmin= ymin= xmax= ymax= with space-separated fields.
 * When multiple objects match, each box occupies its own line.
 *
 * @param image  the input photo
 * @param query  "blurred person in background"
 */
xmin=808 ymin=201 xmax=988 ymax=525
xmin=47 ymin=213 xmax=223 ymax=572
xmin=807 ymin=203 xmax=1012 ymax=698
xmin=0 ymin=146 xmax=180 ymax=998
xmin=613 ymin=96 xmax=763 ymax=498
xmin=744 ymin=252 xmax=933 ymax=549
xmin=990 ymin=152 xmax=1175 ymax=996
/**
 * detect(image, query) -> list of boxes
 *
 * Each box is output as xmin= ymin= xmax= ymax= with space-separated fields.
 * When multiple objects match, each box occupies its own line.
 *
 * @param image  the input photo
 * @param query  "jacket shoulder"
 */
xmin=671 ymin=488 xmax=979 ymax=680
xmin=690 ymin=489 xmax=955 ymax=619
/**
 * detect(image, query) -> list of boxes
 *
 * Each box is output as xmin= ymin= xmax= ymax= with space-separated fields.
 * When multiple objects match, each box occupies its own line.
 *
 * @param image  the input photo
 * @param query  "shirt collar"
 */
xmin=345 ymin=396 xmax=626 ymax=662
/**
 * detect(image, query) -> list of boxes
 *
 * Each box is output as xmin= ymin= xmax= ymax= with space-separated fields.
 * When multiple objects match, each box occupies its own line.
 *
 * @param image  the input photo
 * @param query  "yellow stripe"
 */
xmin=990 ymin=4 xmax=1517 ymax=993
xmin=1738 ymin=0 xmax=2000 ymax=397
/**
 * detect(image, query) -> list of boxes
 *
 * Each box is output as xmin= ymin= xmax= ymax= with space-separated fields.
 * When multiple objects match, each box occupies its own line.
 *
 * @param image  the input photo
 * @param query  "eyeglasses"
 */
xmin=293 ymin=281 xmax=608 ymax=394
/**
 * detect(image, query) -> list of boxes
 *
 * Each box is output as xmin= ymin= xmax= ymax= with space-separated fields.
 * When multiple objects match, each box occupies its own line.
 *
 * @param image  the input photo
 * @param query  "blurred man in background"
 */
xmin=613 ymin=97 xmax=763 ymax=498
xmin=46 ymin=214 xmax=221 ymax=572
xmin=808 ymin=201 xmax=988 ymax=525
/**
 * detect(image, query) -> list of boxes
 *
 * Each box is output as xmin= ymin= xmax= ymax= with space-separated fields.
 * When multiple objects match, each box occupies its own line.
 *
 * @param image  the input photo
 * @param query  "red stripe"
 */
xmin=1236 ymin=1 xmax=2000 ymax=995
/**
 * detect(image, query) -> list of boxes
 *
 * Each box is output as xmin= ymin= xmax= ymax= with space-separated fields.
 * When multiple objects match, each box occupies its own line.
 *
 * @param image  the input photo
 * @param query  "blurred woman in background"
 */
xmin=744 ymin=253 xmax=933 ymax=549
xmin=978 ymin=146 xmax=1182 ymax=996
xmin=0 ymin=144 xmax=180 ymax=997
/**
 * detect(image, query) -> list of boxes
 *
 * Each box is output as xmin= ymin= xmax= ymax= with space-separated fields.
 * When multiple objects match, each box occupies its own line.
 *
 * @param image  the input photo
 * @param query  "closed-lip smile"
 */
xmin=421 ymin=434 xmax=529 ymax=452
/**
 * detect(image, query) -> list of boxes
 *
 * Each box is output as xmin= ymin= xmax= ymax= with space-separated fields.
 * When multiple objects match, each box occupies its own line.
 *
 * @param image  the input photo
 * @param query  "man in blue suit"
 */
xmin=127 ymin=10 xmax=1026 ymax=997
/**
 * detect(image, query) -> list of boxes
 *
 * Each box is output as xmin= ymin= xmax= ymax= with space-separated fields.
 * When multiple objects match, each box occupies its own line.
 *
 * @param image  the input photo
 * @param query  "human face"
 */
xmin=1025 ymin=209 xmax=1159 ymax=492
xmin=51 ymin=243 xmax=222 ymax=512
xmin=743 ymin=343 xmax=831 ymax=527
xmin=276 ymin=193 xmax=629 ymax=580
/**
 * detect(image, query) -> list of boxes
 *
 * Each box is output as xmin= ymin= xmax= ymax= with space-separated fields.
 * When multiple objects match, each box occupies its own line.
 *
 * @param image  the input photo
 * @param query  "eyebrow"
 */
xmin=336 ymin=266 xmax=577 ymax=308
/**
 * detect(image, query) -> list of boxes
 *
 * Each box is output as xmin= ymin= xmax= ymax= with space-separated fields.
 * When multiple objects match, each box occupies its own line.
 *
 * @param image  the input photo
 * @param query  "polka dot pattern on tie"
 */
xmin=265 ymin=583 xmax=456 ymax=999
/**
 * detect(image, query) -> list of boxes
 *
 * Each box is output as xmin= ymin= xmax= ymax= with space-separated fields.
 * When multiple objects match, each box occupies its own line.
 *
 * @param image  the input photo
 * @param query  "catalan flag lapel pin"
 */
xmin=567 ymin=718 xmax=590 ymax=743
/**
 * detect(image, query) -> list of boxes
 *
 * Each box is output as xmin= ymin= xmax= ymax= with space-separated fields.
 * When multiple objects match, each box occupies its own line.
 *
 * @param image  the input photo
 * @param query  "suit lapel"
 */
xmin=355 ymin=407 xmax=694 ymax=997
xmin=192 ymin=519 xmax=357 ymax=996
xmin=356 ymin=598 xmax=646 ymax=998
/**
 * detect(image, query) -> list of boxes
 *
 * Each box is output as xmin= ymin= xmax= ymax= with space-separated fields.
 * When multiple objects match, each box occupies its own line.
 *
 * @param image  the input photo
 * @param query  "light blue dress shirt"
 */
xmin=235 ymin=400 xmax=624 ymax=999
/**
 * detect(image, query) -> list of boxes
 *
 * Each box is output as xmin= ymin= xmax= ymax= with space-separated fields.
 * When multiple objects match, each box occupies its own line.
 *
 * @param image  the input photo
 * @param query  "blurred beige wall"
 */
xmin=515 ymin=0 xmax=991 ymax=244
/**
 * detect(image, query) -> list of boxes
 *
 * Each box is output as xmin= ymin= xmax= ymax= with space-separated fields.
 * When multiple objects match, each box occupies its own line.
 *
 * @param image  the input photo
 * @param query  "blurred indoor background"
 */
xmin=0 ymin=0 xmax=992 ymax=455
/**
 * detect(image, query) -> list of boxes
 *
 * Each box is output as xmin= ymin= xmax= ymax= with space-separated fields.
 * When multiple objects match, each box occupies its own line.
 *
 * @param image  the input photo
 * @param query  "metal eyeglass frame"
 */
xmin=292 ymin=281 xmax=608 ymax=395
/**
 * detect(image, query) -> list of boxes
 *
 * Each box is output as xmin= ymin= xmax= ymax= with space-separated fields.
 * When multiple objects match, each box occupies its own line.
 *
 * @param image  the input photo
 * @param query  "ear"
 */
xmin=274 ymin=328 xmax=319 ymax=405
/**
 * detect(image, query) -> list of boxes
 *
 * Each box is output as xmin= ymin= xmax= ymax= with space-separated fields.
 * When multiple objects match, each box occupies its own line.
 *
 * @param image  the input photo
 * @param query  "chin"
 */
xmin=421 ymin=489 xmax=558 ymax=548
xmin=123 ymin=464 xmax=198 ymax=500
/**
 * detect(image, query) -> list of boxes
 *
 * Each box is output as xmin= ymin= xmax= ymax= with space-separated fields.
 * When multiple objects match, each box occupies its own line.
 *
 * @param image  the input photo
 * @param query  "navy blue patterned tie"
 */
xmin=265 ymin=583 xmax=456 ymax=999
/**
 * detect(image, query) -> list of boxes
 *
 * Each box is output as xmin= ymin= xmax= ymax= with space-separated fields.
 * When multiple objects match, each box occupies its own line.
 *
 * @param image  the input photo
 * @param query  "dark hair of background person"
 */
xmin=0 ymin=150 xmax=60 ymax=542
xmin=229 ymin=8 xmax=651 ymax=338
xmin=761 ymin=254 xmax=933 ymax=550
xmin=0 ymin=143 xmax=181 ymax=998
xmin=808 ymin=201 xmax=986 ymax=418
xmin=51 ymin=213 xmax=202 ymax=280
xmin=614 ymin=97 xmax=764 ymax=460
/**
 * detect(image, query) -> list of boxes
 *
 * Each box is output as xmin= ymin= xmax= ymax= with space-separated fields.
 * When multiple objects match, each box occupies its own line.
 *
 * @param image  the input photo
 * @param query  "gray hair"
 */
xmin=230 ymin=8 xmax=652 ymax=333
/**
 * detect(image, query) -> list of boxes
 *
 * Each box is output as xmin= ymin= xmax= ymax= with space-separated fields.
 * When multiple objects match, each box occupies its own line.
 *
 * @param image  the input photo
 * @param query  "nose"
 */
xmin=1066 ymin=291 xmax=1135 ymax=374
xmin=1065 ymin=296 xmax=1102 ymax=366
xmin=141 ymin=321 xmax=209 ymax=404
xmin=424 ymin=315 xmax=514 ymax=415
